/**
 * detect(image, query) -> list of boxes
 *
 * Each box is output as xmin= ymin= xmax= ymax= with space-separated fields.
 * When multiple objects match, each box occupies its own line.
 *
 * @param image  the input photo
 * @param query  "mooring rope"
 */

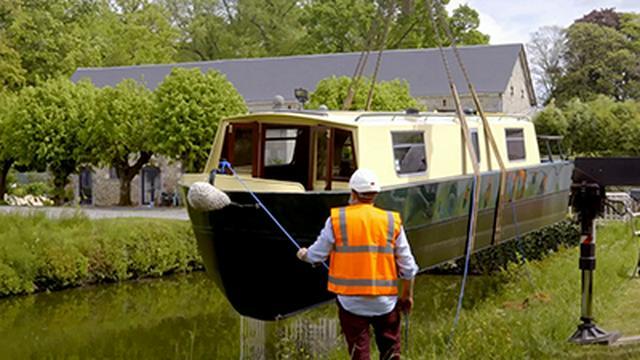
xmin=219 ymin=161 xmax=330 ymax=270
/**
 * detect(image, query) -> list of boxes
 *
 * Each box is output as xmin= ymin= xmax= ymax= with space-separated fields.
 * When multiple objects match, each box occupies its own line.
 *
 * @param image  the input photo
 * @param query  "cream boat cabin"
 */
xmin=186 ymin=110 xmax=542 ymax=191
xmin=182 ymin=110 xmax=573 ymax=321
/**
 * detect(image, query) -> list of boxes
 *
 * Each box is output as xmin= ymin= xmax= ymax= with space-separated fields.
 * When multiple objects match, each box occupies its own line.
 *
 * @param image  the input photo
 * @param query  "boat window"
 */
xmin=262 ymin=126 xmax=311 ymax=188
xmin=391 ymin=132 xmax=427 ymax=175
xmin=221 ymin=124 xmax=255 ymax=174
xmin=264 ymin=128 xmax=298 ymax=166
xmin=470 ymin=129 xmax=480 ymax=163
xmin=506 ymin=128 xmax=526 ymax=161
xmin=332 ymin=130 xmax=356 ymax=180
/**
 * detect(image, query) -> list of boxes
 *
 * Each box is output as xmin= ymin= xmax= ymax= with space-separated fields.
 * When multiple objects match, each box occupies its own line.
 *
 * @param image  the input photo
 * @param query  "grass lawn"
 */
xmin=392 ymin=221 xmax=640 ymax=359
xmin=318 ymin=221 xmax=640 ymax=359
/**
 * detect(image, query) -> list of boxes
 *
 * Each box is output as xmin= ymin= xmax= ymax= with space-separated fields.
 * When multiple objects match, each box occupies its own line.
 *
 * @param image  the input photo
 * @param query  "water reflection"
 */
xmin=0 ymin=273 xmax=343 ymax=359
xmin=0 ymin=272 xmax=502 ymax=359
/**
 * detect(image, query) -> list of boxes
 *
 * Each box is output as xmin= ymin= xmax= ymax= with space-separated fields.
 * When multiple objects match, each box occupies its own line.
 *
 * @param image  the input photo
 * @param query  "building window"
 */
xmin=521 ymin=89 xmax=525 ymax=99
xmin=442 ymin=99 xmax=447 ymax=108
xmin=505 ymin=128 xmax=526 ymax=161
xmin=470 ymin=129 xmax=480 ymax=163
xmin=510 ymin=86 xmax=514 ymax=96
xmin=391 ymin=132 xmax=427 ymax=175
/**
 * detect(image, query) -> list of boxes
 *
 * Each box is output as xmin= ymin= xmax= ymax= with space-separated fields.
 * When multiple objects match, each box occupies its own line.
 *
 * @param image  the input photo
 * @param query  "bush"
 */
xmin=8 ymin=181 xmax=52 ymax=197
xmin=432 ymin=220 xmax=580 ymax=275
xmin=307 ymin=75 xmax=423 ymax=111
xmin=0 ymin=213 xmax=202 ymax=297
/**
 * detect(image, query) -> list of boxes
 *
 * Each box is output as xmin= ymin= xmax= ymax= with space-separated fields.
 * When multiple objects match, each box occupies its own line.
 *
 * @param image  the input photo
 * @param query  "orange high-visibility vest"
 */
xmin=328 ymin=203 xmax=402 ymax=296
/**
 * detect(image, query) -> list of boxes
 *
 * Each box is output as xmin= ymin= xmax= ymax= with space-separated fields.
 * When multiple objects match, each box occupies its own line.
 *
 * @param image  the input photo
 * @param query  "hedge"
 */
xmin=0 ymin=213 xmax=202 ymax=297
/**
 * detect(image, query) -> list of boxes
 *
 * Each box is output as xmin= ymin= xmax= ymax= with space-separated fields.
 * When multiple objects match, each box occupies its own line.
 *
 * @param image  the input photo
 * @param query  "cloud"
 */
xmin=446 ymin=0 xmax=640 ymax=44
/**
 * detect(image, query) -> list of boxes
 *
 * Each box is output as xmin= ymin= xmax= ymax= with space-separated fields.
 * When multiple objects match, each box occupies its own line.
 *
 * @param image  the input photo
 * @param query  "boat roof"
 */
xmin=224 ymin=110 xmax=531 ymax=128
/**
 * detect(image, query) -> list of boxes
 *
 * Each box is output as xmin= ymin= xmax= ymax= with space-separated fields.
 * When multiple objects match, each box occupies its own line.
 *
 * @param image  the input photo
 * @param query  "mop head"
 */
xmin=187 ymin=182 xmax=231 ymax=211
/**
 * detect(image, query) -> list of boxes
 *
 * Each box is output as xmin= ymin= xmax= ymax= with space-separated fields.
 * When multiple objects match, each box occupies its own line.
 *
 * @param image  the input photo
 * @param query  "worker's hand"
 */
xmin=297 ymin=247 xmax=308 ymax=261
xmin=397 ymin=296 xmax=413 ymax=314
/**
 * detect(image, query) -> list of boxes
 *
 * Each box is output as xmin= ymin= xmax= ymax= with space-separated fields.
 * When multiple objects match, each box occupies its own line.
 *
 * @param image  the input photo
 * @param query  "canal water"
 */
xmin=0 ymin=272 xmax=502 ymax=359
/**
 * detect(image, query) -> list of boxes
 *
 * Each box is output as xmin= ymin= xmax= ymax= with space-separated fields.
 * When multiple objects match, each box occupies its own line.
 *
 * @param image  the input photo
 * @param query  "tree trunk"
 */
xmin=114 ymin=152 xmax=153 ymax=207
xmin=52 ymin=172 xmax=70 ymax=206
xmin=0 ymin=159 xmax=14 ymax=202
xmin=118 ymin=175 xmax=134 ymax=206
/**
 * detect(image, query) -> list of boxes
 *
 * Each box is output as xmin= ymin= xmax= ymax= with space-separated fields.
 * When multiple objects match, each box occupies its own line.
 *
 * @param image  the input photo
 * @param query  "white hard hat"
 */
xmin=349 ymin=168 xmax=381 ymax=193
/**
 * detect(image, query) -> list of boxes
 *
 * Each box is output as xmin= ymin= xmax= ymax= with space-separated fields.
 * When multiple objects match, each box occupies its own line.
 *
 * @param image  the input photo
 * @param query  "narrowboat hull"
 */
xmin=186 ymin=162 xmax=574 ymax=321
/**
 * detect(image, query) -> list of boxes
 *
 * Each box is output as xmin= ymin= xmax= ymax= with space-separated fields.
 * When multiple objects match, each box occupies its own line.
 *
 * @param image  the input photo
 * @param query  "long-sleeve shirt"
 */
xmin=305 ymin=218 xmax=419 ymax=316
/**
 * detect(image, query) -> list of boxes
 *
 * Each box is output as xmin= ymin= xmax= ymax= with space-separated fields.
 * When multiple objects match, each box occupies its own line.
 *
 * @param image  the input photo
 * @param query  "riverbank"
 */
xmin=0 ymin=213 xmax=201 ymax=297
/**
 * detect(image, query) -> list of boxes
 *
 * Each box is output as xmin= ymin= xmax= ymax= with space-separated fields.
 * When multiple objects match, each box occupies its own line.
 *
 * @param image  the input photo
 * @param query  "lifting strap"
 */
xmin=365 ymin=0 xmax=396 ymax=110
xmin=430 ymin=0 xmax=509 ymax=246
xmin=342 ymin=9 xmax=380 ymax=110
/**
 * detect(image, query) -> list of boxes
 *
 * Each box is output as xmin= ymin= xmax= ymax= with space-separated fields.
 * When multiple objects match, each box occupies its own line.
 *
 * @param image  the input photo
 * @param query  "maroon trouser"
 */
xmin=337 ymin=301 xmax=402 ymax=360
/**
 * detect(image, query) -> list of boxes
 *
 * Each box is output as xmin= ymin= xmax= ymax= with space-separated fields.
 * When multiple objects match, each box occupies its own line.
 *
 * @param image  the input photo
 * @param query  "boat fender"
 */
xmin=187 ymin=182 xmax=231 ymax=211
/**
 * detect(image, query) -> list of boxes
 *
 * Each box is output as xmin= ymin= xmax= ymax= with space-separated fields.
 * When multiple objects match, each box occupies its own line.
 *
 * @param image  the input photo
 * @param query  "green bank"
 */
xmin=0 ymin=213 xmax=201 ymax=297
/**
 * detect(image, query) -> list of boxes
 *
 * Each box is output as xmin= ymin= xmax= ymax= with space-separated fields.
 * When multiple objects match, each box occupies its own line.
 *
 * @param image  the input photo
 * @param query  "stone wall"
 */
xmin=501 ymin=56 xmax=536 ymax=114
xmin=70 ymin=156 xmax=182 ymax=207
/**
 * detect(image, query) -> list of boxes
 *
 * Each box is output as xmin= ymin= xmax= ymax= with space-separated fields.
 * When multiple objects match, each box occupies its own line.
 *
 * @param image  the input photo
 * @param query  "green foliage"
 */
xmin=0 ymin=39 xmax=24 ymax=91
xmin=88 ymin=79 xmax=155 ymax=165
xmin=450 ymin=220 xmax=580 ymax=274
xmin=7 ymin=182 xmax=52 ymax=197
xmin=552 ymin=16 xmax=640 ymax=104
xmin=307 ymin=75 xmax=422 ymax=111
xmin=0 ymin=213 xmax=201 ymax=297
xmin=533 ymin=100 xmax=568 ymax=136
xmin=9 ymin=78 xmax=97 ymax=203
xmin=154 ymin=68 xmax=248 ymax=172
xmin=300 ymin=0 xmax=377 ymax=54
xmin=300 ymin=0 xmax=488 ymax=55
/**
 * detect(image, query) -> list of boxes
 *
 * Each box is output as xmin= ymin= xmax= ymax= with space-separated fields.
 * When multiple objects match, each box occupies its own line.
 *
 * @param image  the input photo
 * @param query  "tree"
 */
xmin=84 ymin=80 xmax=156 ymax=206
xmin=154 ymin=68 xmax=248 ymax=173
xmin=97 ymin=1 xmax=179 ymax=66
xmin=532 ymin=100 xmax=568 ymax=136
xmin=300 ymin=0 xmax=488 ymax=54
xmin=527 ymin=26 xmax=566 ymax=104
xmin=0 ymin=91 xmax=16 ymax=200
xmin=0 ymin=39 xmax=24 ymax=91
xmin=9 ymin=78 xmax=97 ymax=204
xmin=300 ymin=0 xmax=376 ymax=54
xmin=307 ymin=75 xmax=422 ymax=111
xmin=576 ymin=8 xmax=620 ymax=29
xmin=3 ymin=0 xmax=91 ymax=85
xmin=447 ymin=4 xmax=489 ymax=45
xmin=160 ymin=0 xmax=237 ymax=61
xmin=553 ymin=21 xmax=640 ymax=103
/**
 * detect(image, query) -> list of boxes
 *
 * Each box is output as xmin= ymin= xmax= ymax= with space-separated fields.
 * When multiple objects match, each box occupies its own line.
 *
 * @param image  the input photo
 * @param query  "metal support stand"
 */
xmin=568 ymin=183 xmax=620 ymax=345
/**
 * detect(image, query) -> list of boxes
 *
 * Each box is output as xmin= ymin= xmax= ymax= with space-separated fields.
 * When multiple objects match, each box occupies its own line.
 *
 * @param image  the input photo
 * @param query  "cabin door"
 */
xmin=313 ymin=128 xmax=357 ymax=191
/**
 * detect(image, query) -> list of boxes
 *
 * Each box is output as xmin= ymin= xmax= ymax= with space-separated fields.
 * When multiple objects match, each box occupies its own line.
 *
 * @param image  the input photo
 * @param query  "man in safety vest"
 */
xmin=297 ymin=168 xmax=419 ymax=360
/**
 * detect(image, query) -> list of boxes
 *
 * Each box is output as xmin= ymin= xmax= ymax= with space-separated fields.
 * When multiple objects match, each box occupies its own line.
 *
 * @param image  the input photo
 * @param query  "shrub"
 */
xmin=0 ymin=213 xmax=202 ymax=297
xmin=307 ymin=75 xmax=423 ymax=111
xmin=432 ymin=220 xmax=580 ymax=275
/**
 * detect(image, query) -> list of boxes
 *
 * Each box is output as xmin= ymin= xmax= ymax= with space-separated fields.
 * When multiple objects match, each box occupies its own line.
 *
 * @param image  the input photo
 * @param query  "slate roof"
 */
xmin=71 ymin=43 xmax=532 ymax=104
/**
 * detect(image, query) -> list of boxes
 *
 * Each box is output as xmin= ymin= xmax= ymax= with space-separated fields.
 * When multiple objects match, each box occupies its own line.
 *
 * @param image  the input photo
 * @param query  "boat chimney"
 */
xmin=273 ymin=95 xmax=285 ymax=110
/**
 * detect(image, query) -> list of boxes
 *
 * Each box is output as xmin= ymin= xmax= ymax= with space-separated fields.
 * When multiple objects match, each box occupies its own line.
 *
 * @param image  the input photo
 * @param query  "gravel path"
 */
xmin=0 ymin=205 xmax=189 ymax=220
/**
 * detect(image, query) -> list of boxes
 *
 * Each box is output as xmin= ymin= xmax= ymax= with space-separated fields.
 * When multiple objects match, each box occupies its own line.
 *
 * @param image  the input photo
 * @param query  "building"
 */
xmin=70 ymin=43 xmax=535 ymax=206
xmin=72 ymin=43 xmax=536 ymax=114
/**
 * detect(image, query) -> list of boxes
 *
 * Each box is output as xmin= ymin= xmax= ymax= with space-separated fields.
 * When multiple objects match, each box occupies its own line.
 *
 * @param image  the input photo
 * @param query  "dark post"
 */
xmin=568 ymin=183 xmax=620 ymax=345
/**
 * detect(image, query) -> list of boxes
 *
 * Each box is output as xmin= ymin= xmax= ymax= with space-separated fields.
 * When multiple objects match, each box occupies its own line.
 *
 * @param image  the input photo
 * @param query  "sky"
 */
xmin=446 ymin=0 xmax=640 ymax=45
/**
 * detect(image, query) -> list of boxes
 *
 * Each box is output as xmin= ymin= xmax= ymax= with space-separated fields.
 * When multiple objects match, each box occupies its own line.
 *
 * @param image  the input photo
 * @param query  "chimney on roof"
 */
xmin=273 ymin=95 xmax=285 ymax=110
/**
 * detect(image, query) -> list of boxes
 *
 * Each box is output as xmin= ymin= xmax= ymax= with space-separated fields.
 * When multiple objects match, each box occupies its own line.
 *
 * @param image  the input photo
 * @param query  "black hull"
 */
xmin=186 ymin=162 xmax=574 ymax=320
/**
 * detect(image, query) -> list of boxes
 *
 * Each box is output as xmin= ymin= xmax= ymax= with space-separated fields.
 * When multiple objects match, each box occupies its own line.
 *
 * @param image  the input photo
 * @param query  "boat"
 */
xmin=180 ymin=109 xmax=574 ymax=321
